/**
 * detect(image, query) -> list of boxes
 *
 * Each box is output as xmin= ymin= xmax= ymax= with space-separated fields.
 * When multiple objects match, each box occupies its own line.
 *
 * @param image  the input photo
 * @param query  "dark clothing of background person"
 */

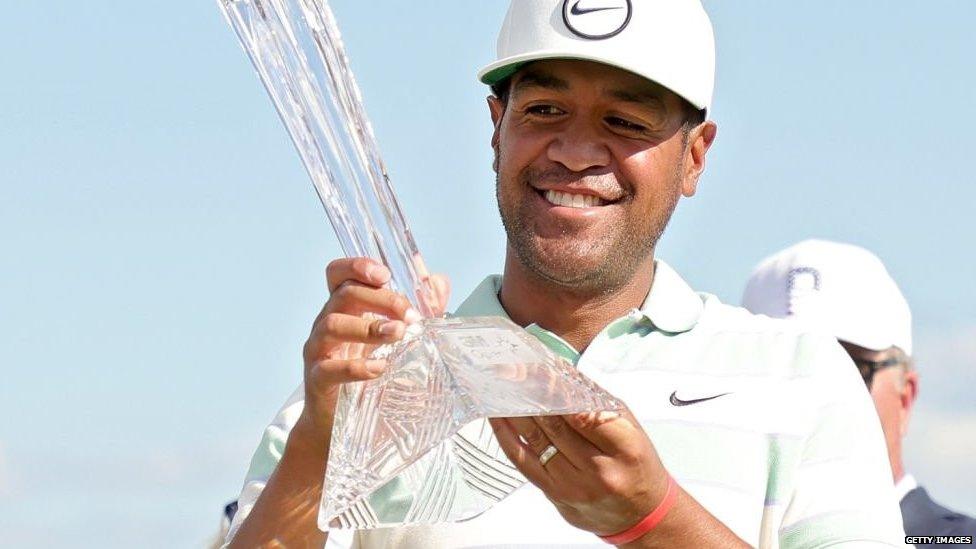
xmin=902 ymin=486 xmax=976 ymax=547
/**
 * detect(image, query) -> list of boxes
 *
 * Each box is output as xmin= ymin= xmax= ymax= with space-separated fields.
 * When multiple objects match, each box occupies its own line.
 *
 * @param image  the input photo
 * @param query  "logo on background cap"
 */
xmin=787 ymin=267 xmax=821 ymax=294
xmin=786 ymin=266 xmax=821 ymax=315
xmin=562 ymin=0 xmax=632 ymax=40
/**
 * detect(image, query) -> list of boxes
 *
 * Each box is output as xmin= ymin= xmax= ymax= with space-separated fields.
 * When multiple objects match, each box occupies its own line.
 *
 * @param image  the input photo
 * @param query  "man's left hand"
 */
xmin=489 ymin=408 xmax=669 ymax=538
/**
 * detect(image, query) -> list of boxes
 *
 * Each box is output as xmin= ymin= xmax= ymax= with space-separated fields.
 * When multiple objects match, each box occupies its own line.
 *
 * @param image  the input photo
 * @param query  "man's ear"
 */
xmin=899 ymin=370 xmax=919 ymax=437
xmin=681 ymin=120 xmax=717 ymax=197
xmin=488 ymin=96 xmax=506 ymax=172
xmin=488 ymin=95 xmax=505 ymax=128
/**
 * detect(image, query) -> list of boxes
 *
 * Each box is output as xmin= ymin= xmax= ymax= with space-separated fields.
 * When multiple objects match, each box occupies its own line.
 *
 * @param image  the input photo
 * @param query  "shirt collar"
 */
xmin=894 ymin=473 xmax=918 ymax=502
xmin=453 ymin=259 xmax=703 ymax=334
xmin=637 ymin=260 xmax=704 ymax=333
xmin=454 ymin=275 xmax=509 ymax=318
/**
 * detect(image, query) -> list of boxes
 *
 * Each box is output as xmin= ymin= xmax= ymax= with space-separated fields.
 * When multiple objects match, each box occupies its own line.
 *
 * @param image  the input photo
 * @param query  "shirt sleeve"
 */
xmin=221 ymin=384 xmax=355 ymax=549
xmin=778 ymin=337 xmax=908 ymax=548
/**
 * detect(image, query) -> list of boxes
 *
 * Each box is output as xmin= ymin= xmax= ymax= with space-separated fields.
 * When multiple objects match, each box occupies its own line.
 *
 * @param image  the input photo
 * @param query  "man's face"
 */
xmin=839 ymin=341 xmax=918 ymax=480
xmin=488 ymin=60 xmax=714 ymax=293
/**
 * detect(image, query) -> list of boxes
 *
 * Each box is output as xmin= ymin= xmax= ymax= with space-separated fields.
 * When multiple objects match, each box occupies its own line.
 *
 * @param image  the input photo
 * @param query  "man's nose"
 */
xmin=546 ymin=119 xmax=611 ymax=173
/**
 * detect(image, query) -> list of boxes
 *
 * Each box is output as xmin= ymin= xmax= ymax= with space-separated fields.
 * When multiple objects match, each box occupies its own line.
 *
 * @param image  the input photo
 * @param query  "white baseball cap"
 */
xmin=478 ymin=0 xmax=715 ymax=115
xmin=741 ymin=239 xmax=913 ymax=355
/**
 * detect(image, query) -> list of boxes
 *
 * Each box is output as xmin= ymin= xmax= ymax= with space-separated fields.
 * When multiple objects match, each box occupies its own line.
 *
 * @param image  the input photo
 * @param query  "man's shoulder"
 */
xmin=687 ymin=292 xmax=853 ymax=381
xmin=697 ymin=291 xmax=817 ymax=336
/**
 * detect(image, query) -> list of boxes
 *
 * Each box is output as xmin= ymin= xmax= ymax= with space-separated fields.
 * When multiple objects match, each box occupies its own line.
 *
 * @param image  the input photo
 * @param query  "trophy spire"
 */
xmin=220 ymin=0 xmax=436 ymax=317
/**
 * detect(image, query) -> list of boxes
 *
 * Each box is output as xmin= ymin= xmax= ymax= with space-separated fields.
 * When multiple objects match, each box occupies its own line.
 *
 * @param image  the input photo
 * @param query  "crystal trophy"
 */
xmin=218 ymin=0 xmax=622 ymax=530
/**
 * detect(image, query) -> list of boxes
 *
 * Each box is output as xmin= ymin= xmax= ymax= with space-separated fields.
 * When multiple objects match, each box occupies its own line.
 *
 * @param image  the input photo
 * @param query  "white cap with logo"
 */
xmin=478 ymin=0 xmax=715 ymax=115
xmin=742 ymin=239 xmax=913 ymax=355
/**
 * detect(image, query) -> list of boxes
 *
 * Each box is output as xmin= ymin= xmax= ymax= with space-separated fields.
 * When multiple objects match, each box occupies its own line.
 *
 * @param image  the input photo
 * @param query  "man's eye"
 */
xmin=606 ymin=117 xmax=647 ymax=133
xmin=525 ymin=105 xmax=564 ymax=116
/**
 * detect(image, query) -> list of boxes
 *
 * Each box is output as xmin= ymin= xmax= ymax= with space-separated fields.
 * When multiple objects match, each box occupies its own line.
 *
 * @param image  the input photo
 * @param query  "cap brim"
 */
xmin=477 ymin=50 xmax=708 ymax=113
xmin=834 ymin=330 xmax=898 ymax=354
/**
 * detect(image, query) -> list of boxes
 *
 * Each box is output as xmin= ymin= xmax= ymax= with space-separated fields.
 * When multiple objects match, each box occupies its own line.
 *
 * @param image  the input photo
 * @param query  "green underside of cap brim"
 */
xmin=478 ymin=54 xmax=707 ymax=115
xmin=480 ymin=62 xmax=529 ymax=86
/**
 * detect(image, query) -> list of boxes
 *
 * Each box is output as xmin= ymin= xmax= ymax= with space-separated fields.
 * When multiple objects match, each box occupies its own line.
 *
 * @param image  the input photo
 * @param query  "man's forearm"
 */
xmin=228 ymin=415 xmax=331 ymax=548
xmin=621 ymin=487 xmax=749 ymax=549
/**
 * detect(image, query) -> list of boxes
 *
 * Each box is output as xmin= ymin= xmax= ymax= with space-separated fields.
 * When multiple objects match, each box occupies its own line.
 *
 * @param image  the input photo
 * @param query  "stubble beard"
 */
xmin=495 ymin=155 xmax=682 ymax=296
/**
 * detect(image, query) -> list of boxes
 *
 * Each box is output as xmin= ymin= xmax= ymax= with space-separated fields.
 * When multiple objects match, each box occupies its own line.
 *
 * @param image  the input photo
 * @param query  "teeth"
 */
xmin=544 ymin=190 xmax=604 ymax=208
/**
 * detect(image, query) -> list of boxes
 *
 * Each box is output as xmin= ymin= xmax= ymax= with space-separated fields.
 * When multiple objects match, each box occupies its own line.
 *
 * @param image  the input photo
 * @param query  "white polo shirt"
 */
xmin=226 ymin=261 xmax=906 ymax=548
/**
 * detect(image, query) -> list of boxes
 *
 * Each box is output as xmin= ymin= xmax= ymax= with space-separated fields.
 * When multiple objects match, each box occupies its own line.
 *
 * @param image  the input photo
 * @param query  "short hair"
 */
xmin=490 ymin=76 xmax=705 ymax=129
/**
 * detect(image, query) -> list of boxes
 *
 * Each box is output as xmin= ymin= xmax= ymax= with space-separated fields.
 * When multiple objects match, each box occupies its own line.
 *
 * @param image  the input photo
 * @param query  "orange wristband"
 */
xmin=598 ymin=475 xmax=678 ymax=546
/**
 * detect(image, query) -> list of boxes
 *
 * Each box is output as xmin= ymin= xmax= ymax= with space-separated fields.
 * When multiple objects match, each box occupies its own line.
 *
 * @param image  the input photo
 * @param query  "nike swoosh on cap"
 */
xmin=571 ymin=1 xmax=624 ymax=16
xmin=669 ymin=391 xmax=731 ymax=407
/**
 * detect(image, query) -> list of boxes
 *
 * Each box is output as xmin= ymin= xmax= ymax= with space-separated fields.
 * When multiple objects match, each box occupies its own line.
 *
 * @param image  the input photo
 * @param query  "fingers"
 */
xmin=428 ymin=274 xmax=451 ymax=316
xmin=325 ymin=257 xmax=450 ymax=319
xmin=305 ymin=284 xmax=418 ymax=366
xmin=499 ymin=415 xmax=598 ymax=473
xmin=326 ymin=258 xmax=390 ymax=292
xmin=494 ymin=361 xmax=529 ymax=382
xmin=328 ymin=282 xmax=422 ymax=323
xmin=489 ymin=418 xmax=554 ymax=493
xmin=308 ymin=357 xmax=388 ymax=386
xmin=507 ymin=417 xmax=560 ymax=460
xmin=531 ymin=415 xmax=600 ymax=468
xmin=315 ymin=313 xmax=405 ymax=346
xmin=564 ymin=409 xmax=641 ymax=456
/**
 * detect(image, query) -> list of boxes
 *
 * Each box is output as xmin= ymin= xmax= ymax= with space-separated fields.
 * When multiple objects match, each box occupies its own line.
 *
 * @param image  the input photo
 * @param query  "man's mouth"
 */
xmin=542 ymin=189 xmax=608 ymax=209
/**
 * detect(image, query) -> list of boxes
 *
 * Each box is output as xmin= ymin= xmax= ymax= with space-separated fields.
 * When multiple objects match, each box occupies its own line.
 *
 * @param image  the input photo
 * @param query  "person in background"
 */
xmin=742 ymin=239 xmax=976 ymax=544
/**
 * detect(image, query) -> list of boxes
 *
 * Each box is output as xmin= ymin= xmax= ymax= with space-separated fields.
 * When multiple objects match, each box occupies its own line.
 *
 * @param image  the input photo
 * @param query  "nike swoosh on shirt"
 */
xmin=570 ymin=1 xmax=624 ymax=16
xmin=669 ymin=391 xmax=731 ymax=406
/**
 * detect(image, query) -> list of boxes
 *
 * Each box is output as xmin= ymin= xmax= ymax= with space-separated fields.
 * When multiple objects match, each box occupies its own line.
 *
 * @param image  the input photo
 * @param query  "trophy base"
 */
xmin=319 ymin=316 xmax=620 ymax=530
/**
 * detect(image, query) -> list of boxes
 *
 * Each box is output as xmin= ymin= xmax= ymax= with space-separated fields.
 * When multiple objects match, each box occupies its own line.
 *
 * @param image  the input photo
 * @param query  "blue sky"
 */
xmin=1 ymin=1 xmax=974 ymax=546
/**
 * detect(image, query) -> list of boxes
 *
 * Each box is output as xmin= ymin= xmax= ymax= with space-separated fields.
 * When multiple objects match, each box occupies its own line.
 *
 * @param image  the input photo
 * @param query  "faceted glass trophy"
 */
xmin=218 ymin=0 xmax=621 ymax=531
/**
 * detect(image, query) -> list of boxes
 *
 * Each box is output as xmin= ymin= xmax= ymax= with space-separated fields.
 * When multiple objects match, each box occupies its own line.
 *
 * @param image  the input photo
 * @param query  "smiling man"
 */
xmin=223 ymin=1 xmax=906 ymax=548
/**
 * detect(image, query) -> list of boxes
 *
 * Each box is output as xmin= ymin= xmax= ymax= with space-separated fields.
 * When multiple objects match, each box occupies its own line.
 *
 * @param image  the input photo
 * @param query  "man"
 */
xmin=224 ymin=2 xmax=905 ymax=547
xmin=742 ymin=239 xmax=976 ymax=545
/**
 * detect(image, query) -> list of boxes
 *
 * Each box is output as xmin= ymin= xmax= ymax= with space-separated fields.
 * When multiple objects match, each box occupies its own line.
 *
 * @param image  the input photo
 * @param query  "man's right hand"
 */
xmin=228 ymin=258 xmax=449 ymax=547
xmin=300 ymin=257 xmax=451 ymax=438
